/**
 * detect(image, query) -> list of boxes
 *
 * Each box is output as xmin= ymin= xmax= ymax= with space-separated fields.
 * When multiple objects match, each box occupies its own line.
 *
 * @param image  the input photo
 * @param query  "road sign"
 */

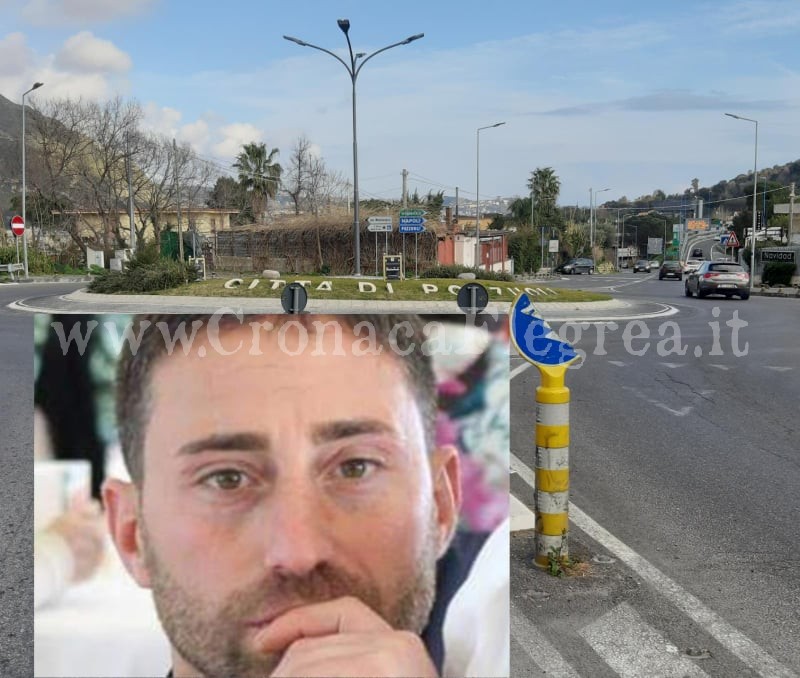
xmin=726 ymin=231 xmax=740 ymax=248
xmin=399 ymin=209 xmax=426 ymax=218
xmin=367 ymin=220 xmax=392 ymax=233
xmin=383 ymin=254 xmax=403 ymax=280
xmin=367 ymin=216 xmax=392 ymax=225
xmin=399 ymin=216 xmax=425 ymax=226
xmin=399 ymin=223 xmax=425 ymax=234
xmin=10 ymin=215 xmax=24 ymax=237
xmin=457 ymin=283 xmax=489 ymax=315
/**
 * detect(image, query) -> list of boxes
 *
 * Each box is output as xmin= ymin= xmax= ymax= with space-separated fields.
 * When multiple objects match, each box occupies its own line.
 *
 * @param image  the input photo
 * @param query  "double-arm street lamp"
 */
xmin=284 ymin=22 xmax=423 ymax=276
xmin=475 ymin=122 xmax=505 ymax=270
xmin=21 ymin=81 xmax=44 ymax=279
xmin=725 ymin=112 xmax=758 ymax=292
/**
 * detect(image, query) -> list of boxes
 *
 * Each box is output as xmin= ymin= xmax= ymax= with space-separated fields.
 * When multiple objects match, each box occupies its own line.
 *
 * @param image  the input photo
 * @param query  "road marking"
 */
xmin=580 ymin=603 xmax=710 ymax=677
xmin=608 ymin=360 xmax=628 ymax=367
xmin=510 ymin=362 xmax=532 ymax=379
xmin=659 ymin=362 xmax=685 ymax=369
xmin=766 ymin=366 xmax=793 ymax=372
xmin=709 ymin=364 xmax=731 ymax=371
xmin=510 ymin=452 xmax=799 ymax=678
xmin=622 ymin=386 xmax=693 ymax=417
xmin=511 ymin=600 xmax=581 ymax=678
xmin=510 ymin=493 xmax=536 ymax=532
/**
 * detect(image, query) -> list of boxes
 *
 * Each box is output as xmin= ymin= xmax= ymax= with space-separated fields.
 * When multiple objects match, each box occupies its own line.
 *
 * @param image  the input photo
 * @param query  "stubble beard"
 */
xmin=139 ymin=516 xmax=440 ymax=678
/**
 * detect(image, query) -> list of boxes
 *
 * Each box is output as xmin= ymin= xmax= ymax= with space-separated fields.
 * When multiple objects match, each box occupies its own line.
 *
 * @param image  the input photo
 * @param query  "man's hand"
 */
xmin=255 ymin=596 xmax=438 ymax=678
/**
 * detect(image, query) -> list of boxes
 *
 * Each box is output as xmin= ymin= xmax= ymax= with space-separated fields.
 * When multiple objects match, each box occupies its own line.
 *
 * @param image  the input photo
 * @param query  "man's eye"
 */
xmin=203 ymin=469 xmax=247 ymax=490
xmin=338 ymin=459 xmax=376 ymax=479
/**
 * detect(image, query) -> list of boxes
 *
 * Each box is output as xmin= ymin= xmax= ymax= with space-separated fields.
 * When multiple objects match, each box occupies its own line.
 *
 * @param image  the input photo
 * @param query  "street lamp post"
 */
xmin=476 ymin=122 xmax=505 ymax=270
xmin=21 ymin=82 xmax=43 ymax=279
xmin=725 ymin=113 xmax=758 ymax=292
xmin=589 ymin=187 xmax=610 ymax=257
xmin=284 ymin=22 xmax=423 ymax=276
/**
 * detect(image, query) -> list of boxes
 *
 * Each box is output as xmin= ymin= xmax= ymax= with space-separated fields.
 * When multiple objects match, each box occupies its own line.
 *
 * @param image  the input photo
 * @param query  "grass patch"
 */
xmin=151 ymin=275 xmax=611 ymax=303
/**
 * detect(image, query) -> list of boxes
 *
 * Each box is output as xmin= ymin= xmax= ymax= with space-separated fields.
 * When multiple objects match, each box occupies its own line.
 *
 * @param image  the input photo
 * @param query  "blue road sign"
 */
xmin=510 ymin=292 xmax=579 ymax=366
xmin=399 ymin=224 xmax=425 ymax=234
xmin=399 ymin=216 xmax=425 ymax=226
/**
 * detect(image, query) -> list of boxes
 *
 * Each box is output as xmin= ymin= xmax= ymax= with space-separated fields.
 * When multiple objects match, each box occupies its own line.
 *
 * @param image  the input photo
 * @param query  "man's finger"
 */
xmin=255 ymin=596 xmax=392 ymax=654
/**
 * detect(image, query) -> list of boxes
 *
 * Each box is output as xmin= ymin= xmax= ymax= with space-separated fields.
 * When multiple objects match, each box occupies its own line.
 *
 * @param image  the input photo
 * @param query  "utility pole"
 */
xmin=126 ymin=133 xmax=136 ymax=254
xmin=402 ymin=169 xmax=408 ymax=208
xmin=173 ymin=138 xmax=184 ymax=263
xmin=789 ymin=182 xmax=795 ymax=245
xmin=455 ymin=186 xmax=459 ymax=221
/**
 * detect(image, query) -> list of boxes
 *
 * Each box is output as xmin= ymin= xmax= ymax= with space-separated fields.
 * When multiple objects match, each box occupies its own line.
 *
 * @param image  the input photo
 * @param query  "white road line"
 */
xmin=580 ymin=603 xmax=710 ymax=678
xmin=511 ymin=600 xmax=581 ymax=678
xmin=511 ymin=452 xmax=798 ymax=678
xmin=659 ymin=362 xmax=685 ymax=369
xmin=510 ymin=493 xmax=536 ymax=532
xmin=608 ymin=360 xmax=628 ymax=367
xmin=709 ymin=364 xmax=731 ymax=371
xmin=510 ymin=362 xmax=532 ymax=379
xmin=621 ymin=386 xmax=693 ymax=417
xmin=766 ymin=366 xmax=793 ymax=372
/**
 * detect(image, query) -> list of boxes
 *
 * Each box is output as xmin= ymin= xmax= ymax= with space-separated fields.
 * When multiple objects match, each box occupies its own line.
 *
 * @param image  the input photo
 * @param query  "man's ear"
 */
xmin=431 ymin=445 xmax=461 ymax=558
xmin=102 ymin=478 xmax=152 ymax=588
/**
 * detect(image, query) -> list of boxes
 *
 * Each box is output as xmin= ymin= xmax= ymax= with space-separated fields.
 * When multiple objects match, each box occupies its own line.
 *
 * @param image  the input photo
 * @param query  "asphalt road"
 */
xmin=511 ymin=271 xmax=800 ymax=676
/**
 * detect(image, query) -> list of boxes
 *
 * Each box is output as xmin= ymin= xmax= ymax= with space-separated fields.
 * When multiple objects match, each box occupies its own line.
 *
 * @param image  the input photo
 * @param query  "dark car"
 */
xmin=632 ymin=259 xmax=650 ymax=273
xmin=691 ymin=247 xmax=704 ymax=258
xmin=685 ymin=261 xmax=750 ymax=299
xmin=560 ymin=258 xmax=595 ymax=275
xmin=659 ymin=261 xmax=682 ymax=280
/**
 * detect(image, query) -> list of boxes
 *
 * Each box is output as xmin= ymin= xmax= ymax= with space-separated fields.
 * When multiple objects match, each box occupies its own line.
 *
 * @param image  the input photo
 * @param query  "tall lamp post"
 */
xmin=284 ymin=23 xmax=423 ymax=276
xmin=21 ymin=82 xmax=43 ymax=279
xmin=475 ymin=122 xmax=505 ymax=270
xmin=590 ymin=187 xmax=610 ymax=256
xmin=725 ymin=113 xmax=758 ymax=292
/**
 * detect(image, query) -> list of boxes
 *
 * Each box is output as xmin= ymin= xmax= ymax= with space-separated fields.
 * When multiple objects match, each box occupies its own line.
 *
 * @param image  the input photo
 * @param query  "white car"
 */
xmin=683 ymin=259 xmax=703 ymax=274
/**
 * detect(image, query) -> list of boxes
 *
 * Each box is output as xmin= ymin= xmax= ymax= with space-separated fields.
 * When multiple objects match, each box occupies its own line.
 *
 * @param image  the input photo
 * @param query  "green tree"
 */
xmin=425 ymin=190 xmax=444 ymax=214
xmin=564 ymin=222 xmax=589 ymax=257
xmin=527 ymin=167 xmax=562 ymax=230
xmin=207 ymin=176 xmax=251 ymax=224
xmin=233 ymin=142 xmax=282 ymax=223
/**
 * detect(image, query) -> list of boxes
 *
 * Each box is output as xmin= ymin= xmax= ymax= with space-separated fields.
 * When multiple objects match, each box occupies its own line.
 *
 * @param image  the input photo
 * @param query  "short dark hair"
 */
xmin=116 ymin=314 xmax=438 ymax=485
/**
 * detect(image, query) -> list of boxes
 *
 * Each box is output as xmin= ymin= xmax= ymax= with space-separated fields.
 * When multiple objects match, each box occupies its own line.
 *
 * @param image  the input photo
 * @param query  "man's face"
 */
xmin=107 ymin=321 xmax=458 ymax=678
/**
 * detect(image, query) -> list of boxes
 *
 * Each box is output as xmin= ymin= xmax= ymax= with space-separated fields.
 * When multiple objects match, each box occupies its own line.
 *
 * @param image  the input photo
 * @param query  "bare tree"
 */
xmin=285 ymin=135 xmax=312 ymax=215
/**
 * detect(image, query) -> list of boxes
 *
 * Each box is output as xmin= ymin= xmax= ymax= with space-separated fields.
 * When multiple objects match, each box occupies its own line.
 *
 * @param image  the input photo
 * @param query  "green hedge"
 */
xmin=762 ymin=261 xmax=796 ymax=286
xmin=0 ymin=246 xmax=56 ymax=274
xmin=419 ymin=264 xmax=513 ymax=282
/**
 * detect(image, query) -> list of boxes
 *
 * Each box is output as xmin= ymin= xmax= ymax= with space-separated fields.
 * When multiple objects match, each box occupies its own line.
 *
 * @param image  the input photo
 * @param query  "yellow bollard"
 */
xmin=509 ymin=292 xmax=578 ymax=568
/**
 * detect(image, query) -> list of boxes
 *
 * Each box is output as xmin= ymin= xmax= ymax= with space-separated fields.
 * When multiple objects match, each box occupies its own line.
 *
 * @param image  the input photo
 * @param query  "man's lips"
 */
xmin=245 ymin=603 xmax=304 ymax=629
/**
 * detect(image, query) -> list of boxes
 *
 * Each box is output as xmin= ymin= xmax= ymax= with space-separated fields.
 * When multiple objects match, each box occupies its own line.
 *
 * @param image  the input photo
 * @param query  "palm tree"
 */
xmin=526 ymin=167 xmax=562 ymax=228
xmin=233 ymin=142 xmax=282 ymax=223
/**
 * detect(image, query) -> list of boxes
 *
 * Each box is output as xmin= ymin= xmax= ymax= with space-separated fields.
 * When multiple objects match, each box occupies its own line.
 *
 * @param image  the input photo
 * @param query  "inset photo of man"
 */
xmin=33 ymin=312 xmax=510 ymax=678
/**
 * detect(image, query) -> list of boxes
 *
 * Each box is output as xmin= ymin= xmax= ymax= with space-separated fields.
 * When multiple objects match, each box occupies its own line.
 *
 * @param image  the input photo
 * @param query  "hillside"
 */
xmin=0 ymin=94 xmax=23 ymax=215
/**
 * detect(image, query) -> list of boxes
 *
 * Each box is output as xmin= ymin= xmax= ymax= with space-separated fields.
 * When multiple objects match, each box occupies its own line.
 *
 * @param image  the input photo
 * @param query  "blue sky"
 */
xmin=2 ymin=0 xmax=799 ymax=207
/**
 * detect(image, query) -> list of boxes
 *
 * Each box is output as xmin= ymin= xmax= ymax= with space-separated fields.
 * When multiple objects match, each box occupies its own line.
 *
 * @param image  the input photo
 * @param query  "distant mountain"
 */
xmin=0 ymin=94 xmax=23 ymax=216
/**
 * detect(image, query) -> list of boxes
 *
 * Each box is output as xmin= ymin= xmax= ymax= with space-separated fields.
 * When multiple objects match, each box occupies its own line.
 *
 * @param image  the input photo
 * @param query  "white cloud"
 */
xmin=212 ymin=122 xmax=264 ymax=159
xmin=55 ymin=31 xmax=131 ymax=73
xmin=179 ymin=119 xmax=210 ymax=151
xmin=21 ymin=0 xmax=155 ymax=26
xmin=142 ymin=102 xmax=182 ymax=137
xmin=0 ymin=32 xmax=34 ymax=77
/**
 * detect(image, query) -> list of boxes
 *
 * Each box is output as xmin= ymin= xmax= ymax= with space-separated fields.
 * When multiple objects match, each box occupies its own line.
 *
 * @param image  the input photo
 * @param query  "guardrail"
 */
xmin=0 ymin=263 xmax=25 ymax=281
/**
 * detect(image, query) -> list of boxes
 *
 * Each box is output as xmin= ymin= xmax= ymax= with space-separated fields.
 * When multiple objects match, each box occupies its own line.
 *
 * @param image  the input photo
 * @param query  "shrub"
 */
xmin=419 ymin=264 xmax=513 ymax=282
xmin=88 ymin=254 xmax=197 ymax=293
xmin=762 ymin=261 xmax=796 ymax=286
xmin=0 ymin=246 xmax=56 ymax=274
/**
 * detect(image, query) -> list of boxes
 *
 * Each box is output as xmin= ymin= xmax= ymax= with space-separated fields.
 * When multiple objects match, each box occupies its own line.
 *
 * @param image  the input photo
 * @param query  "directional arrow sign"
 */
xmin=367 ymin=216 xmax=392 ymax=232
xmin=399 ymin=224 xmax=425 ymax=234
xmin=367 ymin=216 xmax=392 ymax=224
xmin=399 ymin=216 xmax=425 ymax=226
xmin=399 ymin=209 xmax=426 ymax=218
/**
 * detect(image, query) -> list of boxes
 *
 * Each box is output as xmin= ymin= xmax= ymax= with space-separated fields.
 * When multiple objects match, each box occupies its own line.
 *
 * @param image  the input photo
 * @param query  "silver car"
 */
xmin=685 ymin=261 xmax=750 ymax=300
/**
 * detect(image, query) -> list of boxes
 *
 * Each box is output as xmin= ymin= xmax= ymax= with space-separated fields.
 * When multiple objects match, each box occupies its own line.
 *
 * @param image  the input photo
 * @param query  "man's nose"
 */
xmin=262 ymin=479 xmax=334 ymax=577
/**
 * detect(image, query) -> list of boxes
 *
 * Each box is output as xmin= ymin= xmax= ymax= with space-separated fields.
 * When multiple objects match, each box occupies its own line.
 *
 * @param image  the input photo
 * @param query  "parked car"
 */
xmin=559 ymin=258 xmax=595 ymax=275
xmin=632 ymin=260 xmax=650 ymax=273
xmin=683 ymin=259 xmax=703 ymax=274
xmin=685 ymin=261 xmax=750 ymax=299
xmin=659 ymin=261 xmax=683 ymax=280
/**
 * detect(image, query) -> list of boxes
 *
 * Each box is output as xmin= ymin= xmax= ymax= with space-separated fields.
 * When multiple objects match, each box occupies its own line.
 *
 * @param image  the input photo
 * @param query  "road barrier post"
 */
xmin=510 ymin=292 xmax=579 ymax=568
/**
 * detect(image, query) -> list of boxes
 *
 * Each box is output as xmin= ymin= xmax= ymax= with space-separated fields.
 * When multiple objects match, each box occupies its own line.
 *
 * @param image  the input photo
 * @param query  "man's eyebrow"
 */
xmin=310 ymin=419 xmax=398 ymax=445
xmin=177 ymin=432 xmax=271 ymax=456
